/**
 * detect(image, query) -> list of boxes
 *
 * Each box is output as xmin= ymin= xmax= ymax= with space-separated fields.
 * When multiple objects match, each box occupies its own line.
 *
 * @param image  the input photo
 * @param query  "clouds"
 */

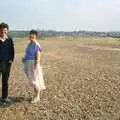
xmin=0 ymin=0 xmax=120 ymax=31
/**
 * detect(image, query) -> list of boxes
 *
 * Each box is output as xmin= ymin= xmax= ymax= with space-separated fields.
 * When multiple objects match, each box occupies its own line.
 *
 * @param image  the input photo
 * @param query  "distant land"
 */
xmin=8 ymin=30 xmax=120 ymax=38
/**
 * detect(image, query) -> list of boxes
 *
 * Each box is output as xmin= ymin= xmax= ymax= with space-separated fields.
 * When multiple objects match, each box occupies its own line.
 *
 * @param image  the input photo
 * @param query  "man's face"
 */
xmin=0 ymin=28 xmax=8 ymax=38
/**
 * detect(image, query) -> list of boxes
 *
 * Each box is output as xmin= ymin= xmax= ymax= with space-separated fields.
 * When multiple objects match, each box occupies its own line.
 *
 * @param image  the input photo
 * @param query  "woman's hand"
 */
xmin=22 ymin=58 xmax=25 ymax=63
xmin=34 ymin=62 xmax=39 ymax=69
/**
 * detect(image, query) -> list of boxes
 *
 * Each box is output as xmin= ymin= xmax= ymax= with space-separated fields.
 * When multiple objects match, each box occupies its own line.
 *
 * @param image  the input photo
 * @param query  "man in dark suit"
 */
xmin=0 ymin=22 xmax=14 ymax=103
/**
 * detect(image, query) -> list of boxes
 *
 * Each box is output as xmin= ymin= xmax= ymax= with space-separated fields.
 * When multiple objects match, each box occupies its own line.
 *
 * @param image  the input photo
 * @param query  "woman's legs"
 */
xmin=25 ymin=61 xmax=44 ymax=103
xmin=31 ymin=66 xmax=46 ymax=103
xmin=34 ymin=84 xmax=40 ymax=99
xmin=31 ymin=84 xmax=40 ymax=103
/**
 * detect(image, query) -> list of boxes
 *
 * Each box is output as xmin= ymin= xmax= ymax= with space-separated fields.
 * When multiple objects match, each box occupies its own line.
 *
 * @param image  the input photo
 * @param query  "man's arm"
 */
xmin=10 ymin=38 xmax=15 ymax=62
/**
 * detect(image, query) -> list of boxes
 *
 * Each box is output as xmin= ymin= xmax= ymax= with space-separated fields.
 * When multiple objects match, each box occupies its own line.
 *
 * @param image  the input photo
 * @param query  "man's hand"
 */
xmin=9 ymin=60 xmax=13 ymax=63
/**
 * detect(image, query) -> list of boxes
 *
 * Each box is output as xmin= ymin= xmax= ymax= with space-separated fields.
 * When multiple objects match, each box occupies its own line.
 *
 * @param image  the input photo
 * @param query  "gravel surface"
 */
xmin=0 ymin=38 xmax=120 ymax=120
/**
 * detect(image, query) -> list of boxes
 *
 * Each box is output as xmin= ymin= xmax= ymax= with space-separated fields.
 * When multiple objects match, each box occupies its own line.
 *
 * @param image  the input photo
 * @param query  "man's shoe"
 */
xmin=1 ymin=98 xmax=12 ymax=103
xmin=4 ymin=98 xmax=12 ymax=103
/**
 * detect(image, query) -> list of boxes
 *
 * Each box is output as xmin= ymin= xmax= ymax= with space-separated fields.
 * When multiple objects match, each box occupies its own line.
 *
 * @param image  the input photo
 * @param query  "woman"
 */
xmin=23 ymin=30 xmax=45 ymax=103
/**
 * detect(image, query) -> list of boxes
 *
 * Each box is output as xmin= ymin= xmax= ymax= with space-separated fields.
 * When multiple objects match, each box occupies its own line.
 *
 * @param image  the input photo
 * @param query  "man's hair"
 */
xmin=30 ymin=30 xmax=38 ymax=36
xmin=0 ymin=22 xmax=9 ymax=30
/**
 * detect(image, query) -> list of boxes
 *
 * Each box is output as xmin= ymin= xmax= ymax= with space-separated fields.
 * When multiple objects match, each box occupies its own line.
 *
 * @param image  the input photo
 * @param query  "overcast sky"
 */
xmin=0 ymin=0 xmax=120 ymax=31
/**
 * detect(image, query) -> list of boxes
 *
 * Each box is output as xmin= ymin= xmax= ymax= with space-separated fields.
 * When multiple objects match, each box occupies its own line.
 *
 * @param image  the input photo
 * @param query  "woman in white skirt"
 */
xmin=22 ymin=30 xmax=45 ymax=103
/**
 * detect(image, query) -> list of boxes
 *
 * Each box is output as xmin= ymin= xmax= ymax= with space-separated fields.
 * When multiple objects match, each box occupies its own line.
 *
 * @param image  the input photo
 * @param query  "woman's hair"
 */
xmin=0 ymin=22 xmax=9 ymax=30
xmin=30 ymin=30 xmax=38 ymax=37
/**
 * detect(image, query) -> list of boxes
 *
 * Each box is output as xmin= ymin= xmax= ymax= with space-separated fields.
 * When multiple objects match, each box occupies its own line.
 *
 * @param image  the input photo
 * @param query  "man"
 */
xmin=0 ymin=22 xmax=14 ymax=103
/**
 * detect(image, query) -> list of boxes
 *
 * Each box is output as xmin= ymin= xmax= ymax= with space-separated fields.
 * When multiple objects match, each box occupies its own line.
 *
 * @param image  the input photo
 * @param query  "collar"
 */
xmin=0 ymin=36 xmax=8 ymax=42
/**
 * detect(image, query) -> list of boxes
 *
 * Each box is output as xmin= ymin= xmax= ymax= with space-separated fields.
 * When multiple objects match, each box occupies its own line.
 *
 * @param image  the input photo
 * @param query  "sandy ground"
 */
xmin=0 ymin=38 xmax=120 ymax=120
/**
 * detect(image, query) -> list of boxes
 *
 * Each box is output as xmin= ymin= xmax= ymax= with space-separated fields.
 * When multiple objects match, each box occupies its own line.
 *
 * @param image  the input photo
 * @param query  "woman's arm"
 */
xmin=34 ymin=51 xmax=41 ymax=69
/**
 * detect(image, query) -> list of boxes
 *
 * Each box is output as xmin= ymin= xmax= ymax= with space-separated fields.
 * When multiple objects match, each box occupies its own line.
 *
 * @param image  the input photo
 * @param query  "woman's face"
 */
xmin=29 ymin=33 xmax=37 ymax=42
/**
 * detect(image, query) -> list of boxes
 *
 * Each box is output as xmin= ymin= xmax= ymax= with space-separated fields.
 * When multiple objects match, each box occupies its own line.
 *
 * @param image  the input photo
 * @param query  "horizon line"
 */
xmin=9 ymin=29 xmax=120 ymax=33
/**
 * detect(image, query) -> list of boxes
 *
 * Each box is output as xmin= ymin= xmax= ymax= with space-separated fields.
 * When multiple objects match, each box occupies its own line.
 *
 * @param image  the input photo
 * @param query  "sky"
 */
xmin=0 ymin=0 xmax=120 ymax=32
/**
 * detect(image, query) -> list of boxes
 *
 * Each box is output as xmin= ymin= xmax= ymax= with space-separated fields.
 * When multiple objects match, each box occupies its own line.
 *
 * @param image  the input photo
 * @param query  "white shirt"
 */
xmin=0 ymin=36 xmax=8 ymax=42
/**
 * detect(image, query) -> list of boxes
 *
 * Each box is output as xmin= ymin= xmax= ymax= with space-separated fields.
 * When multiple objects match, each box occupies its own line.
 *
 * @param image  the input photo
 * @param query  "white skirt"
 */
xmin=23 ymin=60 xmax=46 ymax=90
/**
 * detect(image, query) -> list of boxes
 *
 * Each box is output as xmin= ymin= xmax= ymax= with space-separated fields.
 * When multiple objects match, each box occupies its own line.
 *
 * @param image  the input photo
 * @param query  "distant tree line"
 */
xmin=8 ymin=30 xmax=120 ymax=38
